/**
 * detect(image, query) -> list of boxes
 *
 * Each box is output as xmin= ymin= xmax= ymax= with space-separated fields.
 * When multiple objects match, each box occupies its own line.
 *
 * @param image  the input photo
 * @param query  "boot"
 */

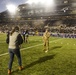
xmin=8 ymin=69 xmax=11 ymax=75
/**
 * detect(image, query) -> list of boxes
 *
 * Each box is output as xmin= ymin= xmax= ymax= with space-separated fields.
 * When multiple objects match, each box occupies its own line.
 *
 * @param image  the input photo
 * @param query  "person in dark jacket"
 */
xmin=22 ymin=30 xmax=26 ymax=43
xmin=6 ymin=26 xmax=23 ymax=75
xmin=25 ymin=30 xmax=29 ymax=43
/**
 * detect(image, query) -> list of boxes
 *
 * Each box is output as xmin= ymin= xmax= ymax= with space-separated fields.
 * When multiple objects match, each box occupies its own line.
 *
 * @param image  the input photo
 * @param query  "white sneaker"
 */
xmin=45 ymin=50 xmax=48 ymax=53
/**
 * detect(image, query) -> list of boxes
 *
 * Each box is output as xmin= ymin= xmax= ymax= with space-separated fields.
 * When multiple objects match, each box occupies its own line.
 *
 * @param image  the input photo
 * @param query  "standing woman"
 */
xmin=6 ymin=26 xmax=23 ymax=75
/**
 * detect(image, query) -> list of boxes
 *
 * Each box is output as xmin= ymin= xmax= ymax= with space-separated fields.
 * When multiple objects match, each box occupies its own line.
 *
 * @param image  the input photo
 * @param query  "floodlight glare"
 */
xmin=26 ymin=0 xmax=39 ymax=4
xmin=26 ymin=0 xmax=55 ymax=6
xmin=45 ymin=0 xmax=55 ymax=7
xmin=6 ymin=4 xmax=17 ymax=14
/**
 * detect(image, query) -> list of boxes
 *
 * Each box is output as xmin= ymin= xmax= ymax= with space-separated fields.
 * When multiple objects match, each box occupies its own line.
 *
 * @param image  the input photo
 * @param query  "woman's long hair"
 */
xmin=10 ymin=26 xmax=19 ymax=35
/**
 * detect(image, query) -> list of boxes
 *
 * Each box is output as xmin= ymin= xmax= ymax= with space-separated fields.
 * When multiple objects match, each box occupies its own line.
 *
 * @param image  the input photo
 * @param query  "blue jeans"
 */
xmin=8 ymin=48 xmax=22 ymax=70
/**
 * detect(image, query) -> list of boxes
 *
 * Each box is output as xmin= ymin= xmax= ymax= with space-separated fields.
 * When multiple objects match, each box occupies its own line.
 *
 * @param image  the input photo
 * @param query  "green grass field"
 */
xmin=0 ymin=33 xmax=76 ymax=75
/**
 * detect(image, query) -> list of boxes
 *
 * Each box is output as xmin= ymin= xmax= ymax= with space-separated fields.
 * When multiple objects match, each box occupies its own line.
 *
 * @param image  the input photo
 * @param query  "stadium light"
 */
xmin=6 ymin=4 xmax=17 ymax=14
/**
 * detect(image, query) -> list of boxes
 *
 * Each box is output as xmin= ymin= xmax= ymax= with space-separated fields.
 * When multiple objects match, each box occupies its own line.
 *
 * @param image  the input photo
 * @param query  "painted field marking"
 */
xmin=0 ymin=39 xmax=62 ymax=57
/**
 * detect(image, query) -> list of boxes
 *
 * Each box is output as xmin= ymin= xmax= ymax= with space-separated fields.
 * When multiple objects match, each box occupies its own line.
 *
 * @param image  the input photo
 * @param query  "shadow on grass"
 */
xmin=12 ymin=54 xmax=56 ymax=74
xmin=24 ymin=54 xmax=55 ymax=69
xmin=51 ymin=46 xmax=62 ymax=50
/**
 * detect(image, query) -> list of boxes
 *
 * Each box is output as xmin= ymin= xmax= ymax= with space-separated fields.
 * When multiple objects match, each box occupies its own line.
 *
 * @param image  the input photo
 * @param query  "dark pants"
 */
xmin=23 ymin=35 xmax=25 ymax=42
xmin=8 ymin=48 xmax=22 ymax=70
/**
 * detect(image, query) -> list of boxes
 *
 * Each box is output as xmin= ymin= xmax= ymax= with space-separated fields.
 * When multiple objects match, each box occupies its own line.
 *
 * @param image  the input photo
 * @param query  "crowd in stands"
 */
xmin=0 ymin=23 xmax=76 ymax=38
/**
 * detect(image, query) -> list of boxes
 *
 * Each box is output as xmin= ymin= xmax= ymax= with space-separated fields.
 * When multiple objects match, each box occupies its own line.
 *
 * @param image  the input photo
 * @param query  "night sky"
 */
xmin=0 ymin=0 xmax=27 ymax=12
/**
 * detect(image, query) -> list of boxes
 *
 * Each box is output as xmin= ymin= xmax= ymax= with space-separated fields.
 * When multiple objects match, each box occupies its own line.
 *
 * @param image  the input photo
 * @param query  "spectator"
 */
xmin=25 ymin=30 xmax=29 ymax=43
xmin=22 ymin=30 xmax=26 ymax=43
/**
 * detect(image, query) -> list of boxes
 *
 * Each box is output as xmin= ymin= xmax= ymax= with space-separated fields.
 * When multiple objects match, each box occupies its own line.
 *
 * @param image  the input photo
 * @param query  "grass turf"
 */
xmin=0 ymin=33 xmax=76 ymax=75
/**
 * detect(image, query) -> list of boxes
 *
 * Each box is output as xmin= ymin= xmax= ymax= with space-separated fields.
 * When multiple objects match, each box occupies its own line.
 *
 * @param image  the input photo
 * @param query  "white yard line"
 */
xmin=0 ymin=39 xmax=62 ymax=57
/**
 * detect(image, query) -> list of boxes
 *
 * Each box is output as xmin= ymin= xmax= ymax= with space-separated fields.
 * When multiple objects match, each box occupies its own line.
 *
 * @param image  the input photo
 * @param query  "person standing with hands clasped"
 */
xmin=43 ymin=29 xmax=50 ymax=53
xmin=6 ymin=26 xmax=23 ymax=75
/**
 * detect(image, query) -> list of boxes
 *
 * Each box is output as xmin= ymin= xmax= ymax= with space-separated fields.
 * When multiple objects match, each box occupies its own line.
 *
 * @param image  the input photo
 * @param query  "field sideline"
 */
xmin=0 ymin=33 xmax=76 ymax=75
